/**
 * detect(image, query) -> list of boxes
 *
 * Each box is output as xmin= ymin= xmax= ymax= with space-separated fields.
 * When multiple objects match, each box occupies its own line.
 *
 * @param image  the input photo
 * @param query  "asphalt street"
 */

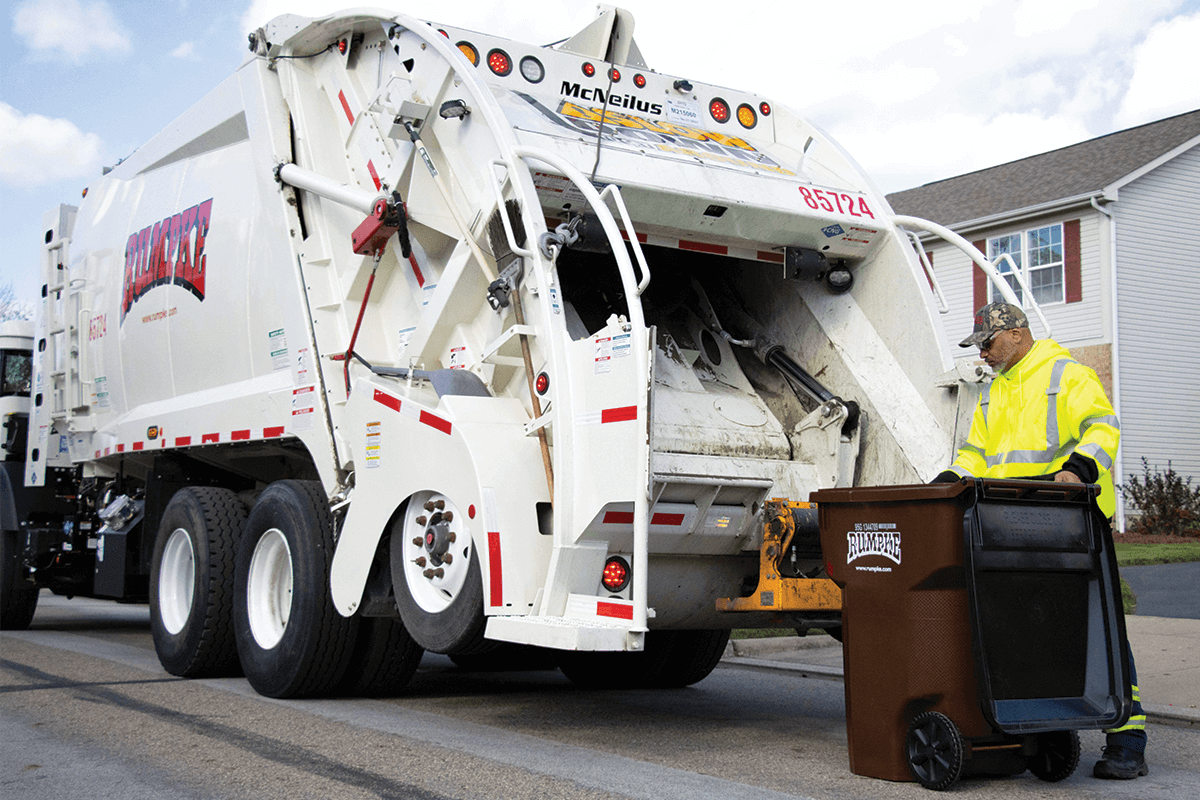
xmin=1121 ymin=561 xmax=1200 ymax=619
xmin=3 ymin=593 xmax=1199 ymax=800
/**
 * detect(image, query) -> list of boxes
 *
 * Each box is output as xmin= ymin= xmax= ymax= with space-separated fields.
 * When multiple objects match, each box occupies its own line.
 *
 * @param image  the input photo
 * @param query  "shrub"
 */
xmin=1119 ymin=458 xmax=1200 ymax=537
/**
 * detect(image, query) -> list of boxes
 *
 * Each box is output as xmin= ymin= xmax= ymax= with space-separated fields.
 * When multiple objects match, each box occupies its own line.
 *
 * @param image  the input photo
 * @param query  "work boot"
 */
xmin=1093 ymin=745 xmax=1149 ymax=779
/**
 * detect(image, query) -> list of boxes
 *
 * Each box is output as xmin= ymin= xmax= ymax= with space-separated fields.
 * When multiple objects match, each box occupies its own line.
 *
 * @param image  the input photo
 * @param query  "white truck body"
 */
xmin=12 ymin=7 xmax=986 ymax=692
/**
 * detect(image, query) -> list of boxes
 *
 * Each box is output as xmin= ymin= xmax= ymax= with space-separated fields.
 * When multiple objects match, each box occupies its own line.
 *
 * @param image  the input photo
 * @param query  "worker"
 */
xmin=934 ymin=301 xmax=1147 ymax=780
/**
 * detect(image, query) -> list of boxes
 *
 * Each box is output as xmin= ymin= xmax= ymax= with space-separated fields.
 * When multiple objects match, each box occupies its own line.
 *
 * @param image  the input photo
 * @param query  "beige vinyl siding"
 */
xmin=1112 ymin=144 xmax=1200 ymax=491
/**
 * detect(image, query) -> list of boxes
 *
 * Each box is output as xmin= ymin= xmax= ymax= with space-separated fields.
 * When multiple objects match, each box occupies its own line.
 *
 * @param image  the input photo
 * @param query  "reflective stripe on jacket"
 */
xmin=949 ymin=339 xmax=1120 ymax=517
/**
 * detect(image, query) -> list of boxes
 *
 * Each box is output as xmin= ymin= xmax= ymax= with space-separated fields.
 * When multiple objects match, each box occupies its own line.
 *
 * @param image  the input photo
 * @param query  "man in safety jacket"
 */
xmin=934 ymin=302 xmax=1147 ymax=780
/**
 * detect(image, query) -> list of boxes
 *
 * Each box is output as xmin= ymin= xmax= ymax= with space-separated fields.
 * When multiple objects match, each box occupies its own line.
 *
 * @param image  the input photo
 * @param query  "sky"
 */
xmin=3 ymin=0 xmax=1199 ymax=309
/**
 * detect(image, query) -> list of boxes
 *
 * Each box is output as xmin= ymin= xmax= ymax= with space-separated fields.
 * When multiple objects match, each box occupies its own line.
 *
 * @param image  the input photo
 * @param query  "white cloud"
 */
xmin=12 ymin=0 xmax=131 ymax=63
xmin=171 ymin=41 xmax=197 ymax=59
xmin=0 ymin=102 xmax=105 ymax=187
xmin=1115 ymin=10 xmax=1200 ymax=127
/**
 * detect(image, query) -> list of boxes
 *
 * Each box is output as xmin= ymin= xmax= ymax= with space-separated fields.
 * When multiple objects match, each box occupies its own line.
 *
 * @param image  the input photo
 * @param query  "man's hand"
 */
xmin=1054 ymin=470 xmax=1083 ymax=484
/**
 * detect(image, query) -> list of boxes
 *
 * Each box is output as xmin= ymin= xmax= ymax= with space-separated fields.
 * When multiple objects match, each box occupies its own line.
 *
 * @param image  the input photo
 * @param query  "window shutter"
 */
xmin=973 ymin=239 xmax=987 ymax=310
xmin=1064 ymin=219 xmax=1082 ymax=303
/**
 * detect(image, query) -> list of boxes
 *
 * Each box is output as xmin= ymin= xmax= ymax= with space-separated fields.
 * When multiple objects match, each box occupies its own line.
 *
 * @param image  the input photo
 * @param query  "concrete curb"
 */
xmin=1142 ymin=702 xmax=1200 ymax=727
xmin=722 ymin=635 xmax=838 ymax=659
xmin=720 ymin=648 xmax=1199 ymax=728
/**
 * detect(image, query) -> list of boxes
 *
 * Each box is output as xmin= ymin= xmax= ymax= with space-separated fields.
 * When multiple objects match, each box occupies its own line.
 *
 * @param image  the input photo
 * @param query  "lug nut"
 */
xmin=442 ymin=553 xmax=453 ymax=564
xmin=416 ymin=515 xmax=427 ymax=525
xmin=447 ymin=531 xmax=457 ymax=543
xmin=435 ymin=499 xmax=445 ymax=510
xmin=423 ymin=568 xmax=444 ymax=579
xmin=414 ymin=557 xmax=426 ymax=567
xmin=424 ymin=500 xmax=436 ymax=511
xmin=442 ymin=511 xmax=453 ymax=522
xmin=412 ymin=537 xmax=423 ymax=546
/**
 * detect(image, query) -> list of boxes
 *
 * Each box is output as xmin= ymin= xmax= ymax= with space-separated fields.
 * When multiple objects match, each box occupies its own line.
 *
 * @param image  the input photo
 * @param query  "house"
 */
xmin=887 ymin=109 xmax=1200 ymax=526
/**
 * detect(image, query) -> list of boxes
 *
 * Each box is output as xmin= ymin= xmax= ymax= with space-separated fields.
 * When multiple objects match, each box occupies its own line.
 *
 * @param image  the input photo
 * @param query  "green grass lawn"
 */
xmin=1114 ymin=541 xmax=1200 ymax=566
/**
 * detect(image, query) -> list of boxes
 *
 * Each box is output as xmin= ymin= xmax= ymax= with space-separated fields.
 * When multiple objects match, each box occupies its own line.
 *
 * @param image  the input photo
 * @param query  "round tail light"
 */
xmin=487 ymin=48 xmax=512 ymax=76
xmin=736 ymin=104 xmax=757 ymax=129
xmin=602 ymin=556 xmax=630 ymax=593
xmin=709 ymin=98 xmax=730 ymax=124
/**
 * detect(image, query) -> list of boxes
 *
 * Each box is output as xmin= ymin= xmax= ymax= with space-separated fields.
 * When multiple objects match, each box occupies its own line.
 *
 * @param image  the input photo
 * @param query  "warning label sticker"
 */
xmin=269 ymin=328 xmax=288 ymax=371
xmin=365 ymin=421 xmax=382 ymax=468
xmin=291 ymin=385 xmax=315 ymax=431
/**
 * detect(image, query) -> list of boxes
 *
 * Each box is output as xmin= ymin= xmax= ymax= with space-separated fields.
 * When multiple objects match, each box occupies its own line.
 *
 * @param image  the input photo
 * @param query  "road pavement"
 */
xmin=1120 ymin=560 xmax=1200 ymax=619
xmin=3 ymin=593 xmax=1199 ymax=799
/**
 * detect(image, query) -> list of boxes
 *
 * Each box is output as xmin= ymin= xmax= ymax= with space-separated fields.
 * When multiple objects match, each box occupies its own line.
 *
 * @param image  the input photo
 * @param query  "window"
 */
xmin=988 ymin=223 xmax=1064 ymax=306
xmin=1 ymin=349 xmax=32 ymax=397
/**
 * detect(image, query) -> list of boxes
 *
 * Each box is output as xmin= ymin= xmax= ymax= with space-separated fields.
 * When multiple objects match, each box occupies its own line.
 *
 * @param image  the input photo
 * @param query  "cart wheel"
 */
xmin=1028 ymin=730 xmax=1080 ymax=782
xmin=906 ymin=711 xmax=965 ymax=790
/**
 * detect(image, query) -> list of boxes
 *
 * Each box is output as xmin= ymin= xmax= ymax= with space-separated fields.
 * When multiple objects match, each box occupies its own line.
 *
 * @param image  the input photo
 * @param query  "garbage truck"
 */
xmin=1 ymin=6 xmax=1002 ymax=697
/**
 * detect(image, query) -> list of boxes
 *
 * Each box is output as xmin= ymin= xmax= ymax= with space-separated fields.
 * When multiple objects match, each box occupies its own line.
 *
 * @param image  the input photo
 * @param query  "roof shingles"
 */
xmin=886 ymin=109 xmax=1200 ymax=226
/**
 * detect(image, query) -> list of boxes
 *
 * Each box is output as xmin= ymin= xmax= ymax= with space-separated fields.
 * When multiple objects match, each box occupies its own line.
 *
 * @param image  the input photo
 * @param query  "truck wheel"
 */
xmin=234 ymin=480 xmax=356 ymax=698
xmin=1 ymin=529 xmax=38 ymax=630
xmin=1028 ymin=730 xmax=1080 ymax=782
xmin=906 ymin=711 xmax=964 ymax=790
xmin=149 ymin=487 xmax=245 ymax=677
xmin=650 ymin=629 xmax=730 ymax=688
xmin=389 ymin=491 xmax=487 ymax=655
xmin=336 ymin=616 xmax=424 ymax=696
xmin=557 ymin=631 xmax=688 ymax=689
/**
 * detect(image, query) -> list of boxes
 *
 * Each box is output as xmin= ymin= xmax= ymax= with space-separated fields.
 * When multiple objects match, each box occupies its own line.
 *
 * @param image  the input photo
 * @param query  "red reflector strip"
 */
xmin=202 ymin=433 xmax=219 ymax=444
xmin=597 ymin=601 xmax=633 ymax=620
xmin=619 ymin=229 xmax=649 ymax=243
xmin=757 ymin=250 xmax=785 ymax=263
xmin=601 ymin=406 xmax=637 ymax=424
xmin=132 ymin=442 xmax=144 ymax=451
xmin=488 ymin=530 xmax=503 ymax=606
xmin=231 ymin=430 xmax=251 ymax=441
xmin=603 ymin=511 xmax=635 ymax=524
xmin=264 ymin=426 xmax=285 ymax=438
xmin=679 ymin=239 xmax=728 ymax=255
xmin=651 ymin=512 xmax=685 ymax=526
xmin=367 ymin=161 xmax=381 ymax=191
xmin=419 ymin=410 xmax=452 ymax=435
xmin=374 ymin=389 xmax=401 ymax=412
xmin=175 ymin=436 xmax=191 ymax=447
xmin=116 ymin=443 xmax=125 ymax=453
xmin=338 ymin=90 xmax=354 ymax=124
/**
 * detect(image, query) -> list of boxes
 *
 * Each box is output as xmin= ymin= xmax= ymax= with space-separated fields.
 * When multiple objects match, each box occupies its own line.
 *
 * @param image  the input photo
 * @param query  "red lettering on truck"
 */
xmin=121 ymin=198 xmax=212 ymax=323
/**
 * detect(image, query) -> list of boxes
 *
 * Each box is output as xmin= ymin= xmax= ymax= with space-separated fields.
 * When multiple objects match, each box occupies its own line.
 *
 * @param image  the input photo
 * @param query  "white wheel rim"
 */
xmin=158 ymin=528 xmax=195 ymax=635
xmin=402 ymin=492 xmax=472 ymax=614
xmin=246 ymin=528 xmax=293 ymax=650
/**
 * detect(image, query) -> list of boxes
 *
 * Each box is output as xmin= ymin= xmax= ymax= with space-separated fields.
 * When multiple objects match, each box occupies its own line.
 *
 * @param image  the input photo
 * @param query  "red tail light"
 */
xmin=602 ymin=556 xmax=630 ymax=592
xmin=487 ymin=48 xmax=512 ymax=76
xmin=709 ymin=98 xmax=730 ymax=123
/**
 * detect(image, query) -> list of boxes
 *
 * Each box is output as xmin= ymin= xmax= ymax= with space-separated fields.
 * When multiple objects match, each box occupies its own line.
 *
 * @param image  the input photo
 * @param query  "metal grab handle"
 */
xmin=892 ymin=215 xmax=1052 ymax=340
xmin=597 ymin=184 xmax=651 ymax=295
xmin=904 ymin=229 xmax=949 ymax=313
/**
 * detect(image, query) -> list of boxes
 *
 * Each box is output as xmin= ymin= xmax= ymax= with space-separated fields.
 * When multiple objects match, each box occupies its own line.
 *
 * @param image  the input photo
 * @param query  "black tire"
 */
xmin=651 ymin=629 xmax=730 ymax=688
xmin=906 ymin=711 xmax=965 ymax=790
xmin=1 ymin=528 xmax=37 ymax=630
xmin=234 ymin=480 xmax=357 ymax=698
xmin=558 ymin=629 xmax=728 ymax=689
xmin=389 ymin=492 xmax=488 ymax=655
xmin=450 ymin=642 xmax=559 ymax=672
xmin=149 ymin=487 xmax=245 ymax=677
xmin=337 ymin=616 xmax=424 ymax=696
xmin=1028 ymin=730 xmax=1080 ymax=782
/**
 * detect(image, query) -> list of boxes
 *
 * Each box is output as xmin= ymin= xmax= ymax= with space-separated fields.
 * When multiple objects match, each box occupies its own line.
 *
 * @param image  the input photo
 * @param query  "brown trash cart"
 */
xmin=813 ymin=479 xmax=1131 ymax=790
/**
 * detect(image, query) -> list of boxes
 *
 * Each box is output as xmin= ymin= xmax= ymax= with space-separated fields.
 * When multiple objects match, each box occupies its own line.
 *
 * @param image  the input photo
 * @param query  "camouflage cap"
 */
xmin=959 ymin=302 xmax=1029 ymax=348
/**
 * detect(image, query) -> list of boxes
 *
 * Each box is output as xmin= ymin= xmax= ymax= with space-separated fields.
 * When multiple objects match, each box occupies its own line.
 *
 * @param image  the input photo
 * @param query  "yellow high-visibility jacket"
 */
xmin=949 ymin=339 xmax=1121 ymax=517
